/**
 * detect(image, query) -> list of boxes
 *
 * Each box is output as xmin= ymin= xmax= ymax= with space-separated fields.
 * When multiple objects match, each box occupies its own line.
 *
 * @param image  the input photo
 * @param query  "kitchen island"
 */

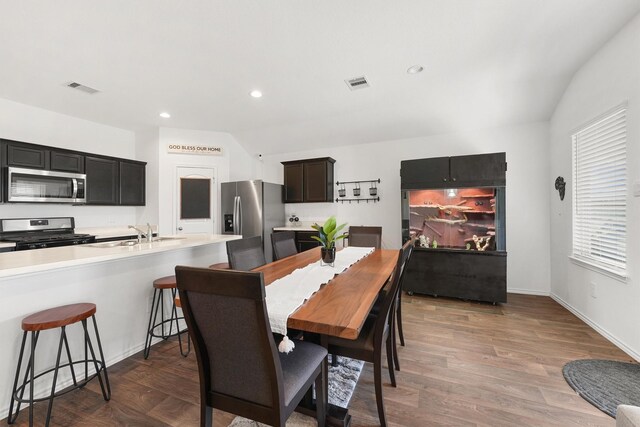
xmin=0 ymin=233 xmax=240 ymax=420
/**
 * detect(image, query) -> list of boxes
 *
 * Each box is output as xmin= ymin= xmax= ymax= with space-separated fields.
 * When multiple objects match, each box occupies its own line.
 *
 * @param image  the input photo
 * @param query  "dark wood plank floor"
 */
xmin=3 ymin=294 xmax=633 ymax=426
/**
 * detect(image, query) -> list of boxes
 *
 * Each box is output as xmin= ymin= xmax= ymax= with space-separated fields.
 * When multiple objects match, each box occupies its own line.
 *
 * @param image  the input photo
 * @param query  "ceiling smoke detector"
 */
xmin=65 ymin=81 xmax=100 ymax=95
xmin=345 ymin=76 xmax=370 ymax=91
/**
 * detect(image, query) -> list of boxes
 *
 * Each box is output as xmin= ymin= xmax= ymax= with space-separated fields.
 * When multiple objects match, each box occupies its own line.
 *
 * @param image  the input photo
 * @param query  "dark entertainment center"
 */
xmin=401 ymin=152 xmax=507 ymax=304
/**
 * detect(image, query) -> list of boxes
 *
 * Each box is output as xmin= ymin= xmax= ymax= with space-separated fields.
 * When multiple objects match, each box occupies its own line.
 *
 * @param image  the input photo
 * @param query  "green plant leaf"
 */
xmin=310 ymin=235 xmax=325 ymax=246
xmin=323 ymin=217 xmax=336 ymax=234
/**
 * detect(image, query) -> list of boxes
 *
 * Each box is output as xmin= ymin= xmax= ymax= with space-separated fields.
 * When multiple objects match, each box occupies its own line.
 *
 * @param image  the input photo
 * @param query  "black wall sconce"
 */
xmin=555 ymin=176 xmax=566 ymax=201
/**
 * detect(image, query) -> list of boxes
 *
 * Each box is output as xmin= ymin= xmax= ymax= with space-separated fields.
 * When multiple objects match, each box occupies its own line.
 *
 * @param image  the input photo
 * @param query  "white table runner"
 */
xmin=265 ymin=246 xmax=375 ymax=338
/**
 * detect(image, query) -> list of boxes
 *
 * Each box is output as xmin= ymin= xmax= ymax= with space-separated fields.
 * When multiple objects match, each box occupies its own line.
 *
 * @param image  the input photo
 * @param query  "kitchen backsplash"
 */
xmin=284 ymin=203 xmax=337 ymax=226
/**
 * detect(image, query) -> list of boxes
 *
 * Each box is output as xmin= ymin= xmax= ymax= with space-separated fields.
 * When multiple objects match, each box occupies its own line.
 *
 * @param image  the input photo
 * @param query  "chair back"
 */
xmin=175 ymin=266 xmax=284 ymax=421
xmin=348 ymin=226 xmax=382 ymax=249
xmin=374 ymin=243 xmax=413 ymax=343
xmin=271 ymin=231 xmax=298 ymax=261
xmin=226 ymin=236 xmax=267 ymax=271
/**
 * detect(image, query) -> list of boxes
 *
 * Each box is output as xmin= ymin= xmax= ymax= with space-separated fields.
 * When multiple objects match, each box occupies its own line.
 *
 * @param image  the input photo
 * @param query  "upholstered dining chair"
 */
xmin=327 ymin=243 xmax=411 ymax=427
xmin=348 ymin=226 xmax=382 ymax=249
xmin=271 ymin=231 xmax=298 ymax=261
xmin=175 ymin=266 xmax=327 ymax=427
xmin=226 ymin=235 xmax=267 ymax=271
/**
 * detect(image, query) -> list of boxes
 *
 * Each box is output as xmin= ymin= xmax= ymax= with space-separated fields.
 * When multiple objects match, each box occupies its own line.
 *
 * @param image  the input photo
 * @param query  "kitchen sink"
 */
xmin=86 ymin=237 xmax=185 ymax=248
xmin=151 ymin=237 xmax=186 ymax=242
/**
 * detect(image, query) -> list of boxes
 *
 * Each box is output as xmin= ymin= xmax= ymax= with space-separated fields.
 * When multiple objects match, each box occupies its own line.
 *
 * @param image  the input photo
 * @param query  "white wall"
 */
xmin=157 ymin=127 xmax=254 ymax=236
xmin=549 ymin=13 xmax=640 ymax=359
xmin=261 ymin=122 xmax=551 ymax=295
xmin=0 ymin=98 xmax=140 ymax=227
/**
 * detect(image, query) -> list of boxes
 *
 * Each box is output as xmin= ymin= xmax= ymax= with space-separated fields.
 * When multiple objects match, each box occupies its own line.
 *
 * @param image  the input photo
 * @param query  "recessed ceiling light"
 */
xmin=250 ymin=90 xmax=263 ymax=98
xmin=407 ymin=65 xmax=424 ymax=74
xmin=159 ymin=112 xmax=171 ymax=118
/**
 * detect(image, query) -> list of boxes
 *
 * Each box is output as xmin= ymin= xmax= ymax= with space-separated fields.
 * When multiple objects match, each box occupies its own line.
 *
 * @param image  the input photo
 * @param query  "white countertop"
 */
xmin=273 ymin=226 xmax=317 ymax=232
xmin=0 ymin=234 xmax=240 ymax=278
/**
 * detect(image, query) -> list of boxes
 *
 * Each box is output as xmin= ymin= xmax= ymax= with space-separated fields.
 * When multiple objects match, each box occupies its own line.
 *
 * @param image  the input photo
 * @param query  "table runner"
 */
xmin=266 ymin=246 xmax=375 ymax=352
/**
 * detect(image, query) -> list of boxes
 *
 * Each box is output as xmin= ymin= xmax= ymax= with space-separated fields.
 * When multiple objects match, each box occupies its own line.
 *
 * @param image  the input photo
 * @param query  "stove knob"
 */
xmin=28 ymin=244 xmax=37 ymax=249
xmin=38 ymin=243 xmax=47 ymax=249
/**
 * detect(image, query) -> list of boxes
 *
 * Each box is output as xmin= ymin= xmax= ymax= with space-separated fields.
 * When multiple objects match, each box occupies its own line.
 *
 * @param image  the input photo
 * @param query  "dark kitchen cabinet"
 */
xmin=401 ymin=152 xmax=506 ymax=189
xmin=274 ymin=230 xmax=321 ymax=253
xmin=282 ymin=157 xmax=335 ymax=203
xmin=283 ymin=163 xmax=304 ymax=203
xmin=50 ymin=150 xmax=85 ymax=173
xmin=119 ymin=160 xmax=146 ymax=206
xmin=6 ymin=144 xmax=48 ymax=169
xmin=86 ymin=156 xmax=119 ymax=205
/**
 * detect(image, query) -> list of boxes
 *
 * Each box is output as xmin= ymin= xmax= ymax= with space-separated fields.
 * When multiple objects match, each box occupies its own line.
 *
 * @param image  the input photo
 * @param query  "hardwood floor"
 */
xmin=3 ymin=294 xmax=632 ymax=426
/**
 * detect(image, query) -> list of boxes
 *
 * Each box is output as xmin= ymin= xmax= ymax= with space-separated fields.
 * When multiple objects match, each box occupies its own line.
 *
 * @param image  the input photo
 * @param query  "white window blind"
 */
xmin=572 ymin=106 xmax=627 ymax=276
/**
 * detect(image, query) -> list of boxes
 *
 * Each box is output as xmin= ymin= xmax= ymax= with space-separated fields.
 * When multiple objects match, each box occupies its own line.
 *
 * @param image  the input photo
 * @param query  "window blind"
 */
xmin=572 ymin=106 xmax=627 ymax=275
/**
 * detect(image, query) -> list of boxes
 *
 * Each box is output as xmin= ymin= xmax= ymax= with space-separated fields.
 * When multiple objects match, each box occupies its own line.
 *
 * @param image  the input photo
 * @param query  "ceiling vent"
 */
xmin=345 ymin=76 xmax=370 ymax=91
xmin=65 ymin=81 xmax=100 ymax=95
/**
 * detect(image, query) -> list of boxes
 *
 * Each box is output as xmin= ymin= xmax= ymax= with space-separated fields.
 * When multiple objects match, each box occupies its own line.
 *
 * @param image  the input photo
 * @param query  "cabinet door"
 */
xmin=283 ymin=163 xmax=304 ymax=203
xmin=86 ymin=156 xmax=119 ymax=205
xmin=50 ymin=151 xmax=85 ymax=173
xmin=7 ymin=144 xmax=48 ymax=169
xmin=295 ymin=231 xmax=321 ymax=252
xmin=400 ymin=156 xmax=450 ymax=189
xmin=119 ymin=161 xmax=146 ymax=206
xmin=449 ymin=152 xmax=506 ymax=187
xmin=304 ymin=161 xmax=329 ymax=202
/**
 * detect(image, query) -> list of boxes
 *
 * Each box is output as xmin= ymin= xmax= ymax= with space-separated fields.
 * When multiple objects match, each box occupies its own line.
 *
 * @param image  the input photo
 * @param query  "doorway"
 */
xmin=174 ymin=167 xmax=216 ymax=234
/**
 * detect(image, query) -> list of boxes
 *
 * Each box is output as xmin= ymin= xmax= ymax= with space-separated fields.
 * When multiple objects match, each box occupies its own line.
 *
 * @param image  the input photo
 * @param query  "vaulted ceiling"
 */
xmin=0 ymin=1 xmax=638 ymax=154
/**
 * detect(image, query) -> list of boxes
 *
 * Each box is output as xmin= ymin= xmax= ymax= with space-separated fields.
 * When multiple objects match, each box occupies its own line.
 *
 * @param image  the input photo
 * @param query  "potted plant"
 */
xmin=311 ymin=216 xmax=348 ymax=266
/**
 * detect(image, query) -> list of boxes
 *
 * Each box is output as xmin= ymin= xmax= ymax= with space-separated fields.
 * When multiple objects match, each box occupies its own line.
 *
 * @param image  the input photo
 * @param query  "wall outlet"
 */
xmin=590 ymin=282 xmax=597 ymax=299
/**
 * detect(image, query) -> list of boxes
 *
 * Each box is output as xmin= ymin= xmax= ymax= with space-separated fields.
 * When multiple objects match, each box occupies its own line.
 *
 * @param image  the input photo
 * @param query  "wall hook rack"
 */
xmin=335 ymin=197 xmax=380 ymax=204
xmin=336 ymin=178 xmax=381 ymax=186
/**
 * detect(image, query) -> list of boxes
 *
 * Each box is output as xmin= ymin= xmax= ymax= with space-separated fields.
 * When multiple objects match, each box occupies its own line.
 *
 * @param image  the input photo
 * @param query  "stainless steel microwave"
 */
xmin=7 ymin=167 xmax=87 ymax=203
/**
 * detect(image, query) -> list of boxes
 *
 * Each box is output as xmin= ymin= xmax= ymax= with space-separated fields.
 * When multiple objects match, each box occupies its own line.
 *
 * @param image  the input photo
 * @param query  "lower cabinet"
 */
xmin=403 ymin=248 xmax=507 ymax=303
xmin=273 ymin=230 xmax=321 ymax=253
xmin=86 ymin=156 xmax=119 ymax=205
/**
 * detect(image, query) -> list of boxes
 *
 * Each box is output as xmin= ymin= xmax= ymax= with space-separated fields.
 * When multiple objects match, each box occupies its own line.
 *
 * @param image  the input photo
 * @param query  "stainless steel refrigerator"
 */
xmin=221 ymin=180 xmax=285 ymax=262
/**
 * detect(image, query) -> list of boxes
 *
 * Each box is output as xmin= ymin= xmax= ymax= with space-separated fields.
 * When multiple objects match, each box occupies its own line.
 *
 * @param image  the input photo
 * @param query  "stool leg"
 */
xmin=10 ymin=331 xmax=39 ymax=425
xmin=45 ymin=326 xmax=66 ymax=427
xmin=144 ymin=289 xmax=160 ymax=359
xmin=29 ymin=331 xmax=36 ymax=427
xmin=85 ymin=317 xmax=111 ymax=400
xmin=171 ymin=289 xmax=189 ymax=357
xmin=62 ymin=327 xmax=77 ymax=386
xmin=7 ymin=331 xmax=27 ymax=424
xmin=160 ymin=289 xmax=166 ymax=338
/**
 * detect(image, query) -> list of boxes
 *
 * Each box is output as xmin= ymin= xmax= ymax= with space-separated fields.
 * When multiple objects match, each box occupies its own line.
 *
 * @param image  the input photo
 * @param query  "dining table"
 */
xmin=253 ymin=246 xmax=399 ymax=427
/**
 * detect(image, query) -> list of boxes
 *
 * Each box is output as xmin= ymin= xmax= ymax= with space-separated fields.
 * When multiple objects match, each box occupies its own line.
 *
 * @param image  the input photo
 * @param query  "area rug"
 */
xmin=563 ymin=359 xmax=640 ymax=418
xmin=229 ymin=356 xmax=364 ymax=426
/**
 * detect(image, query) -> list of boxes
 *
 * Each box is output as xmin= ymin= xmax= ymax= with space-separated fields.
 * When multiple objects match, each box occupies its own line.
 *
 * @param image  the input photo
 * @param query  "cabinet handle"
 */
xmin=443 ymin=177 xmax=448 ymax=182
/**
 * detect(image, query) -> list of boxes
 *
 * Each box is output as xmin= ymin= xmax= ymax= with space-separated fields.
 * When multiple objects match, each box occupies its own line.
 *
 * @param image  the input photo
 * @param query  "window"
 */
xmin=572 ymin=105 xmax=627 ymax=278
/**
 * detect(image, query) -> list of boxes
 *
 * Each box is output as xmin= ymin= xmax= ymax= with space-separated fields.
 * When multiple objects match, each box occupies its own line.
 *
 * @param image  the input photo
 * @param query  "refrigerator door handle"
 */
xmin=233 ymin=196 xmax=239 ymax=235
xmin=237 ymin=196 xmax=243 ymax=235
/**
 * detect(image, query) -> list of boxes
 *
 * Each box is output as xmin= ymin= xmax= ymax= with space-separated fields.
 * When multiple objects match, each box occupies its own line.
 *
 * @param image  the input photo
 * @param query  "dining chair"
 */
xmin=392 ymin=239 xmax=414 ymax=370
xmin=326 ymin=243 xmax=411 ymax=427
xmin=348 ymin=226 xmax=382 ymax=249
xmin=226 ymin=235 xmax=267 ymax=271
xmin=175 ymin=266 xmax=327 ymax=427
xmin=271 ymin=231 xmax=298 ymax=261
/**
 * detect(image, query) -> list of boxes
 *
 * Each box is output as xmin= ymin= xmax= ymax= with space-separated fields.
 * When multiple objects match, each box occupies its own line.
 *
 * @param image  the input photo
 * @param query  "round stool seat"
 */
xmin=209 ymin=262 xmax=229 ymax=269
xmin=153 ymin=275 xmax=177 ymax=289
xmin=22 ymin=303 xmax=97 ymax=332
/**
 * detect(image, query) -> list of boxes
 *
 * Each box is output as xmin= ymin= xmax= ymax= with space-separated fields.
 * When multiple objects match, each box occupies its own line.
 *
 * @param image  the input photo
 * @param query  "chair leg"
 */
xmin=386 ymin=334 xmax=396 ymax=387
xmin=144 ymin=289 xmax=160 ymax=359
xmin=391 ymin=304 xmax=400 ymax=372
xmin=373 ymin=349 xmax=388 ymax=427
xmin=397 ymin=293 xmax=405 ymax=347
xmin=203 ymin=404 xmax=213 ymax=427
xmin=315 ymin=360 xmax=327 ymax=427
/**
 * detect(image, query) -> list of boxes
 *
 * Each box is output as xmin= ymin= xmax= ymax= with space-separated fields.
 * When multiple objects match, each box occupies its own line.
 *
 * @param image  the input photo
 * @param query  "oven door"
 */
xmin=7 ymin=167 xmax=87 ymax=203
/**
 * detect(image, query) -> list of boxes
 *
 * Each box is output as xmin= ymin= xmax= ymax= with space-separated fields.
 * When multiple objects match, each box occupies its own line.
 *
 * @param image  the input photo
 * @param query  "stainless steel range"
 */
xmin=0 ymin=217 xmax=96 ymax=250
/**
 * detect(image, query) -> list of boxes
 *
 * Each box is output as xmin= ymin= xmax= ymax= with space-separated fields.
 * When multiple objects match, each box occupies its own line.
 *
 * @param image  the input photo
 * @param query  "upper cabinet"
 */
xmin=282 ymin=157 xmax=335 ymax=203
xmin=86 ymin=156 xmax=119 ymax=205
xmin=6 ymin=143 xmax=48 ymax=169
xmin=0 ymin=138 xmax=146 ymax=206
xmin=119 ymin=160 xmax=146 ymax=206
xmin=401 ymin=152 xmax=506 ymax=189
xmin=50 ymin=150 xmax=85 ymax=173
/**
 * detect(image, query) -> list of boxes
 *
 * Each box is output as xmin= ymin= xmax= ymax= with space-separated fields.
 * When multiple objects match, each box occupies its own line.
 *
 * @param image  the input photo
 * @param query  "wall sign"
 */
xmin=168 ymin=144 xmax=223 ymax=156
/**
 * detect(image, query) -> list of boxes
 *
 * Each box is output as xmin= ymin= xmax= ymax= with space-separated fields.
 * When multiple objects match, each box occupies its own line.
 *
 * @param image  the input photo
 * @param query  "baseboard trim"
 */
xmin=550 ymin=292 xmax=640 ymax=362
xmin=507 ymin=288 xmax=549 ymax=296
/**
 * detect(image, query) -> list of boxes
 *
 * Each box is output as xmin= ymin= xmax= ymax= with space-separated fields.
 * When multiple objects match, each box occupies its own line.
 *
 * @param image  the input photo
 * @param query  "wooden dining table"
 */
xmin=253 ymin=246 xmax=399 ymax=427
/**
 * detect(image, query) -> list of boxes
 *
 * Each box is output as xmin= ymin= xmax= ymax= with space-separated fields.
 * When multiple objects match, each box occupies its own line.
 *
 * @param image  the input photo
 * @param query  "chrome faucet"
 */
xmin=128 ymin=225 xmax=151 ymax=244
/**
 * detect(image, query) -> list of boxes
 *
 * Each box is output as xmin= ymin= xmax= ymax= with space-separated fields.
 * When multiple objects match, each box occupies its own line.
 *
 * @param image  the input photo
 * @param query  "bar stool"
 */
xmin=8 ymin=303 xmax=110 ymax=427
xmin=143 ymin=275 xmax=189 ymax=359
